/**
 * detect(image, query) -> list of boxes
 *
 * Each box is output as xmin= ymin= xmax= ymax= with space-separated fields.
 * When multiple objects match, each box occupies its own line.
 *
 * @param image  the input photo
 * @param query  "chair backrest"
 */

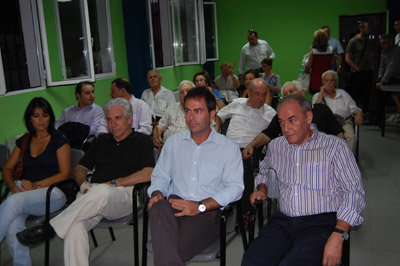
xmin=70 ymin=148 xmax=85 ymax=179
xmin=0 ymin=145 xmax=10 ymax=170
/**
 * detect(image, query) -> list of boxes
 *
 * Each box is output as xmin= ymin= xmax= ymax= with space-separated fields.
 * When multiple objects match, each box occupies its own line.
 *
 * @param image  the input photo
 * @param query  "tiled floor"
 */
xmin=1 ymin=124 xmax=400 ymax=265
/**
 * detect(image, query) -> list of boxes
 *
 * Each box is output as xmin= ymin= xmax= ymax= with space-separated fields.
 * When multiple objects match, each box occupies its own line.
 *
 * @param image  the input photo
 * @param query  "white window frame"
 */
xmin=170 ymin=0 xmax=200 ymax=66
xmin=38 ymin=0 xmax=95 ymax=86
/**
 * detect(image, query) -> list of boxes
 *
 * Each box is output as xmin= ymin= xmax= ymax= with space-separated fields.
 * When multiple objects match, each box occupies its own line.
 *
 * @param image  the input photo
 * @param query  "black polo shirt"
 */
xmin=80 ymin=131 xmax=155 ymax=183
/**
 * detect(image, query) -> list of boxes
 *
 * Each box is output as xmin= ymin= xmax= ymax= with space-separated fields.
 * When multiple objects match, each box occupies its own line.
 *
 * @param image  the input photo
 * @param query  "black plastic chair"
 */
xmin=0 ymin=144 xmax=10 ymax=203
xmin=89 ymin=182 xmax=149 ymax=266
xmin=141 ymin=199 xmax=248 ymax=266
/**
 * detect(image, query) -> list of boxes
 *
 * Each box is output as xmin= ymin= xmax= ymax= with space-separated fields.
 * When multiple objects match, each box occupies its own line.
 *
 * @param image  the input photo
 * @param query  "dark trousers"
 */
xmin=241 ymin=156 xmax=254 ymax=214
xmin=348 ymin=70 xmax=373 ymax=112
xmin=242 ymin=212 xmax=337 ymax=266
xmin=149 ymin=196 xmax=220 ymax=266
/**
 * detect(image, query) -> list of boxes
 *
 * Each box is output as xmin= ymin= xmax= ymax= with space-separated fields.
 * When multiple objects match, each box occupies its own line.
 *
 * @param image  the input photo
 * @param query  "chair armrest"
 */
xmin=45 ymin=179 xmax=78 ymax=223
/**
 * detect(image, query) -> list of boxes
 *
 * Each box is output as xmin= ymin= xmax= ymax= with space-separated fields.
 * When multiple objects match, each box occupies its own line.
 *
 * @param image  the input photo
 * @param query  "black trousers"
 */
xmin=348 ymin=70 xmax=373 ymax=113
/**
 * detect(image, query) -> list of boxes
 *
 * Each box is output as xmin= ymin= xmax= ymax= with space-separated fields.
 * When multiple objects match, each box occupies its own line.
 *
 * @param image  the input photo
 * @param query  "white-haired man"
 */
xmin=142 ymin=70 xmax=176 ymax=122
xmin=153 ymin=80 xmax=194 ymax=148
xmin=242 ymin=81 xmax=343 ymax=160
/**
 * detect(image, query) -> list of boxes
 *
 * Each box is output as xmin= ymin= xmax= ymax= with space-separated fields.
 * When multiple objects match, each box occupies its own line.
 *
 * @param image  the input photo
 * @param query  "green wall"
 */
xmin=215 ymin=0 xmax=386 ymax=81
xmin=0 ymin=1 xmax=128 ymax=144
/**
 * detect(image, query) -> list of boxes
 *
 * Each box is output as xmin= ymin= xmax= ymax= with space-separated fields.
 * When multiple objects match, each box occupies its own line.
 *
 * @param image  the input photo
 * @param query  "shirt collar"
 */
xmin=183 ymin=126 xmax=218 ymax=145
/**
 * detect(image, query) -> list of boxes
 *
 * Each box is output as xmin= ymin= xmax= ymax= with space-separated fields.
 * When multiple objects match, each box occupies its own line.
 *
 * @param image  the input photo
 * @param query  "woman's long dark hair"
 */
xmin=24 ymin=97 xmax=55 ymax=136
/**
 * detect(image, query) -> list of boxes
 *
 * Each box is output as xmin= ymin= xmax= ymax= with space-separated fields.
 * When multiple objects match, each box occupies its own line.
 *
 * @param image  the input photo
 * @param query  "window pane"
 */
xmin=148 ymin=0 xmax=173 ymax=68
xmin=203 ymin=2 xmax=218 ymax=61
xmin=171 ymin=0 xmax=199 ymax=65
xmin=88 ymin=0 xmax=114 ymax=75
xmin=0 ymin=0 xmax=42 ymax=93
xmin=57 ymin=0 xmax=90 ymax=79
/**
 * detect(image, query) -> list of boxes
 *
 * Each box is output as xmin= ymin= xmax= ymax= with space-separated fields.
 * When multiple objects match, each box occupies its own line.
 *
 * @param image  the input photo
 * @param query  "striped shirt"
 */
xmin=255 ymin=127 xmax=365 ymax=226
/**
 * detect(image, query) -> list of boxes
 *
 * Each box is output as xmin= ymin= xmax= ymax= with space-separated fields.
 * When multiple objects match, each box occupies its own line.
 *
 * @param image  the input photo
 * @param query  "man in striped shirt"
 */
xmin=242 ymin=94 xmax=365 ymax=266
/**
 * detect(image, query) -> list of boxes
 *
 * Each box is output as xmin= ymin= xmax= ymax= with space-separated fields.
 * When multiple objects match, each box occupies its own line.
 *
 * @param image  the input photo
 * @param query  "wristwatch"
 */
xmin=110 ymin=180 xmax=117 ymax=187
xmin=198 ymin=201 xmax=206 ymax=213
xmin=333 ymin=228 xmax=349 ymax=240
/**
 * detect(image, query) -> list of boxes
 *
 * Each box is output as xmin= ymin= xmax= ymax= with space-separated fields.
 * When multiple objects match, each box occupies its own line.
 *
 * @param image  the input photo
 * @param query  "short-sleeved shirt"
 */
xmin=16 ymin=129 xmax=68 ymax=182
xmin=346 ymin=35 xmax=373 ymax=71
xmin=262 ymin=103 xmax=343 ymax=140
xmin=80 ymin=131 xmax=155 ymax=183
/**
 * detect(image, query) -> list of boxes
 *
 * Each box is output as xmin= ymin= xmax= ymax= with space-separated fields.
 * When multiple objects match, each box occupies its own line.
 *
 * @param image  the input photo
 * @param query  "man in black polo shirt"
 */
xmin=242 ymin=81 xmax=344 ymax=160
xmin=18 ymin=98 xmax=154 ymax=266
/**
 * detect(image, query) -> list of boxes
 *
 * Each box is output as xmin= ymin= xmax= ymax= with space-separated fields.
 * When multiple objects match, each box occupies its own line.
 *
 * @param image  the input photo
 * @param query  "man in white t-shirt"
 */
xmin=215 ymin=78 xmax=276 ymax=214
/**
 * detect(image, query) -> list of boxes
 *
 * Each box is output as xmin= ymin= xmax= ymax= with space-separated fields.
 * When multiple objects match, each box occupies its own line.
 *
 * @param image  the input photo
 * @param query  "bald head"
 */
xmin=248 ymin=78 xmax=268 ymax=109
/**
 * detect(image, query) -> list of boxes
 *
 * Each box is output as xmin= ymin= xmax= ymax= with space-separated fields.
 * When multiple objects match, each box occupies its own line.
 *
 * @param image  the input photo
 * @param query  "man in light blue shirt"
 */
xmin=148 ymin=87 xmax=244 ymax=266
xmin=55 ymin=81 xmax=104 ymax=147
xmin=322 ymin=26 xmax=344 ymax=73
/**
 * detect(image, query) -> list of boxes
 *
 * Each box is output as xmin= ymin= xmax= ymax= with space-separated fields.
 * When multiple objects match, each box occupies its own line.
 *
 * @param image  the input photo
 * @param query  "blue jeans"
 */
xmin=0 ymin=181 xmax=66 ymax=266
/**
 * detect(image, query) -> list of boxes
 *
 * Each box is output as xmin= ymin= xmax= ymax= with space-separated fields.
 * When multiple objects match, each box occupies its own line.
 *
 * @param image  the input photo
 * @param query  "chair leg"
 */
xmin=108 ymin=227 xmax=116 ymax=241
xmin=90 ymin=229 xmax=98 ymax=247
xmin=133 ymin=187 xmax=139 ymax=266
xmin=220 ymin=212 xmax=227 ymax=266
xmin=45 ymin=238 xmax=50 ymax=266
xmin=142 ymin=205 xmax=149 ymax=266
xmin=236 ymin=204 xmax=248 ymax=250
xmin=257 ymin=201 xmax=264 ymax=230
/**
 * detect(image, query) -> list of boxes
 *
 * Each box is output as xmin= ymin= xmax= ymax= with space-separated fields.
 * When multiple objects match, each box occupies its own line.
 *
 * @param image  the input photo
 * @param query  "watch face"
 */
xmin=198 ymin=204 xmax=206 ymax=213
xmin=110 ymin=180 xmax=116 ymax=187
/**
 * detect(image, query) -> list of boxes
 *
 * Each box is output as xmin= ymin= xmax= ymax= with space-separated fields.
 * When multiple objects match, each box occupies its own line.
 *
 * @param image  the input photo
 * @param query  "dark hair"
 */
xmin=184 ymin=87 xmax=216 ymax=112
xmin=357 ymin=21 xmax=368 ymax=32
xmin=261 ymin=57 xmax=273 ymax=66
xmin=75 ymin=81 xmax=94 ymax=97
xmin=380 ymin=34 xmax=393 ymax=43
xmin=277 ymin=94 xmax=312 ymax=114
xmin=193 ymin=70 xmax=211 ymax=86
xmin=112 ymin=78 xmax=132 ymax=94
xmin=321 ymin=25 xmax=330 ymax=31
xmin=24 ymin=97 xmax=56 ymax=136
xmin=248 ymin=29 xmax=258 ymax=38
xmin=244 ymin=69 xmax=259 ymax=78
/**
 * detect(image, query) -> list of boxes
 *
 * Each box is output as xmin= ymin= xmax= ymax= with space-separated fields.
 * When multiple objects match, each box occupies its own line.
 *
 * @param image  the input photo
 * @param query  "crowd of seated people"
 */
xmin=11 ymin=20 xmax=400 ymax=265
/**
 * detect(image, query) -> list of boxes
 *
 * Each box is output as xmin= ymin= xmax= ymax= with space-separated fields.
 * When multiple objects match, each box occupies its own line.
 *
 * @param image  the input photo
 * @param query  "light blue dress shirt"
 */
xmin=148 ymin=128 xmax=244 ymax=208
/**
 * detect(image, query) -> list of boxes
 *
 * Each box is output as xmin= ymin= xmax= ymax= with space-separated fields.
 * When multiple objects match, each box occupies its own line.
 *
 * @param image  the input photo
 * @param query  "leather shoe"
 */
xmin=17 ymin=223 xmax=56 ymax=247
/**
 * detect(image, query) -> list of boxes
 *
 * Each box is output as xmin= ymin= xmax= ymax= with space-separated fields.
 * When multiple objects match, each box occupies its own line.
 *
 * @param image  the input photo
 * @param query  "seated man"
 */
xmin=141 ymin=70 xmax=176 ymax=122
xmin=96 ymin=78 xmax=152 ymax=135
xmin=55 ymin=81 xmax=104 ymax=148
xmin=242 ymin=94 xmax=366 ymax=266
xmin=17 ymin=98 xmax=155 ymax=266
xmin=148 ymin=87 xmax=244 ymax=266
xmin=153 ymin=80 xmax=194 ymax=148
xmin=215 ymin=78 xmax=276 ymax=213
xmin=313 ymin=70 xmax=362 ymax=151
xmin=242 ymin=80 xmax=344 ymax=160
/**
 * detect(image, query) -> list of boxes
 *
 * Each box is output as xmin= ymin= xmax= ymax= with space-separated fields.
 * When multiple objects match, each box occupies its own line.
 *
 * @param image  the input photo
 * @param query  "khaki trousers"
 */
xmin=50 ymin=184 xmax=133 ymax=266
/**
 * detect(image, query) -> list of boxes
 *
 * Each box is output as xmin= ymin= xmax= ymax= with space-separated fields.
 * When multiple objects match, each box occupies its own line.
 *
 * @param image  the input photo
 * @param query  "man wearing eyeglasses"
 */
xmin=238 ymin=30 xmax=276 ymax=76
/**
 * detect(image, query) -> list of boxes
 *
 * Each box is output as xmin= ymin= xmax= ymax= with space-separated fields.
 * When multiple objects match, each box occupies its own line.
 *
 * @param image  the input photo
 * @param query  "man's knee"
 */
xmin=149 ymin=199 xmax=171 ymax=218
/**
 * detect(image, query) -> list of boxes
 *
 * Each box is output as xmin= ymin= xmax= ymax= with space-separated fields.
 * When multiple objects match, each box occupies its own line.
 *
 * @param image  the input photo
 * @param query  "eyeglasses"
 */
xmin=248 ymin=29 xmax=257 ymax=35
xmin=195 ymin=79 xmax=206 ymax=83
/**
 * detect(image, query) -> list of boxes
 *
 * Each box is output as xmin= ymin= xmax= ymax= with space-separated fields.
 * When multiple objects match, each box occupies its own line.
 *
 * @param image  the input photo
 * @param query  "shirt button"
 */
xmin=296 ymin=163 xmax=299 ymax=166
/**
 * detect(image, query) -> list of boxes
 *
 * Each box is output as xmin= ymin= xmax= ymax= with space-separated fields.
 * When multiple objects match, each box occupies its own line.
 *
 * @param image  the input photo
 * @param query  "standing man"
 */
xmin=238 ymin=30 xmax=276 ymax=75
xmin=394 ymin=19 xmax=400 ymax=47
xmin=55 ymin=81 xmax=104 ymax=147
xmin=242 ymin=94 xmax=366 ymax=266
xmin=375 ymin=34 xmax=400 ymax=123
xmin=96 ymin=78 xmax=152 ymax=135
xmin=17 ymin=98 xmax=155 ymax=266
xmin=214 ymin=78 xmax=276 ymax=213
xmin=345 ymin=21 xmax=374 ymax=114
xmin=322 ymin=25 xmax=345 ymax=73
xmin=141 ymin=70 xmax=176 ymax=122
xmin=148 ymin=87 xmax=244 ymax=266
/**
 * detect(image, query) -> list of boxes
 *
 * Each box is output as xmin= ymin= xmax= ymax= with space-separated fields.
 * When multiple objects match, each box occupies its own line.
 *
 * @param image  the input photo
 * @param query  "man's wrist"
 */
xmin=151 ymin=190 xmax=163 ymax=198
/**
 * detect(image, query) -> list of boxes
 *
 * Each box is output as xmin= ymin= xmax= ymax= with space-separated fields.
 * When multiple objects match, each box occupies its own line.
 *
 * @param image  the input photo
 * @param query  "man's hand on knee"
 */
xmin=322 ymin=232 xmax=343 ymax=266
xmin=169 ymin=199 xmax=200 ymax=217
